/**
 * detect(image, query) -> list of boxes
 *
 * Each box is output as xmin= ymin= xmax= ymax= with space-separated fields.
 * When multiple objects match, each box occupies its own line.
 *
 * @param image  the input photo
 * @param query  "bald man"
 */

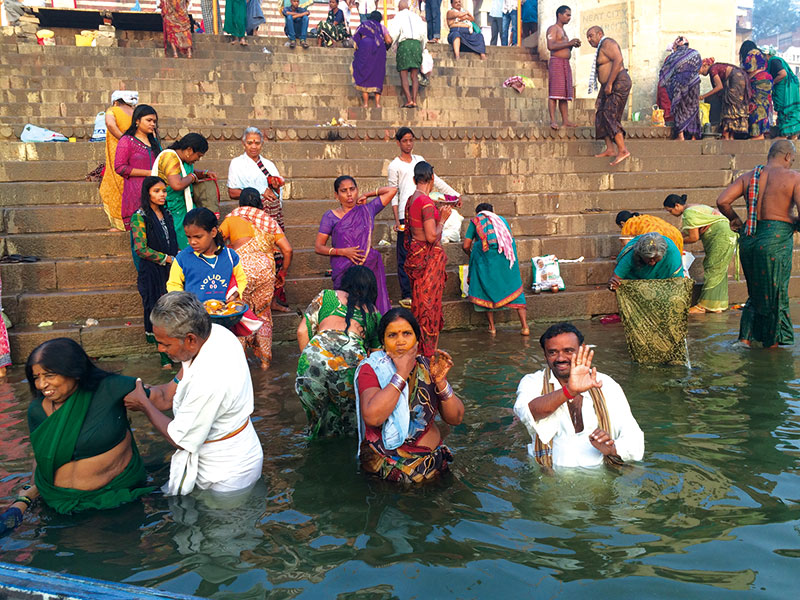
xmin=587 ymin=26 xmax=631 ymax=166
xmin=717 ymin=139 xmax=800 ymax=348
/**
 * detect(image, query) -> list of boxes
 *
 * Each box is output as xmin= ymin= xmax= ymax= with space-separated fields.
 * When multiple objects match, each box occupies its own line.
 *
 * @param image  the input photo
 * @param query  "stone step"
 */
xmin=0 ymin=139 xmax=769 ymax=163
xmin=1 ymin=257 xmax=136 ymax=293
xmin=12 ymin=275 xmax=792 ymax=364
xmin=0 ymin=152 xmax=737 ymax=184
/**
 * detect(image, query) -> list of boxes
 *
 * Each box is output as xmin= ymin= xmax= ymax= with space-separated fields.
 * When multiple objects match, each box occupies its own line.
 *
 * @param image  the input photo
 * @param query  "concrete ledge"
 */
xmin=0 ymin=561 xmax=202 ymax=600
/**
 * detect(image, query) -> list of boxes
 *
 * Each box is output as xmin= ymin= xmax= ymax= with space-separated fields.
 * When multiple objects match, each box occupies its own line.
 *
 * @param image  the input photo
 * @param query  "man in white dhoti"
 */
xmin=124 ymin=291 xmax=263 ymax=495
xmin=513 ymin=322 xmax=644 ymax=469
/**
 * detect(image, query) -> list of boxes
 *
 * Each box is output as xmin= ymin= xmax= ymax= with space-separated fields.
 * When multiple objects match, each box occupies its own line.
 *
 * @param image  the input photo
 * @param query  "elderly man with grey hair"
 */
xmin=124 ymin=291 xmax=263 ymax=496
xmin=226 ymin=126 xmax=290 ymax=309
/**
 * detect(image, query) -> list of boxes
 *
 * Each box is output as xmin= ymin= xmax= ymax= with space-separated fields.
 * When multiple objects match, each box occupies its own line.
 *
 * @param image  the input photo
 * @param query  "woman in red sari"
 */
xmin=404 ymin=161 xmax=450 ymax=358
xmin=161 ymin=0 xmax=193 ymax=58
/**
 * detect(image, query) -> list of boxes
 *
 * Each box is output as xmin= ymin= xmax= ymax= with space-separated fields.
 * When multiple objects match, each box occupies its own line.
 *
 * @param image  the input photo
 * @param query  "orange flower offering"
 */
xmin=204 ymin=300 xmax=247 ymax=316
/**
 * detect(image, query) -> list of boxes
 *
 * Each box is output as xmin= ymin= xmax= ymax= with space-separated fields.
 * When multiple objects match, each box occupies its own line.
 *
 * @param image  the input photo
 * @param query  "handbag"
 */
xmin=192 ymin=176 xmax=220 ymax=215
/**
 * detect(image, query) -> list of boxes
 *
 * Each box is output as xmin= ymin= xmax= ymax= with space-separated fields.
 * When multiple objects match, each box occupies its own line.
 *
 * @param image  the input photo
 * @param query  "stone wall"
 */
xmin=537 ymin=0 xmax=738 ymax=117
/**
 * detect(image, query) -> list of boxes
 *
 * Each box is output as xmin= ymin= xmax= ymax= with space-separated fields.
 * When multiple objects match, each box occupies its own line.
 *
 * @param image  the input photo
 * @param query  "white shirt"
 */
xmin=165 ymin=324 xmax=263 ymax=494
xmin=388 ymin=8 xmax=426 ymax=46
xmin=358 ymin=0 xmax=376 ymax=14
xmin=514 ymin=369 xmax=644 ymax=468
xmin=227 ymin=153 xmax=282 ymax=199
xmin=387 ymin=153 xmax=460 ymax=216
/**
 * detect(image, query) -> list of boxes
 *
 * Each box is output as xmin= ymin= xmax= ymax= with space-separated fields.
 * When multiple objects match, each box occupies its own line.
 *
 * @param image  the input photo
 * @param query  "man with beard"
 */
xmin=513 ymin=322 xmax=644 ymax=469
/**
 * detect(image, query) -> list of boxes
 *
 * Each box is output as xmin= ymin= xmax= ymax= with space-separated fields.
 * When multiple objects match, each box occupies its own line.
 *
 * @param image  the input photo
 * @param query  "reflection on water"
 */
xmin=2 ymin=306 xmax=800 ymax=597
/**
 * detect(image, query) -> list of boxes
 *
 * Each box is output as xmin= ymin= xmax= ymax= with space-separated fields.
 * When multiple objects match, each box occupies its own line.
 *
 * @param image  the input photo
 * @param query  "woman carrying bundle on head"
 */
xmin=131 ymin=176 xmax=179 ymax=368
xmin=664 ymin=193 xmax=737 ymax=314
xmin=221 ymin=188 xmax=293 ymax=370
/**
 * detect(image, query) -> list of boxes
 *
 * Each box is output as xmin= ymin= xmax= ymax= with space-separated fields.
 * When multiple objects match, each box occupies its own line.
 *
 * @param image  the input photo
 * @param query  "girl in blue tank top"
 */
xmin=166 ymin=207 xmax=248 ymax=302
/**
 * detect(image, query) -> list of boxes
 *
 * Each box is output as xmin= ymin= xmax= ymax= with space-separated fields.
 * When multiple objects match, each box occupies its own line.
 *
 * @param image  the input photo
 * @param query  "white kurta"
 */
xmin=387 ymin=154 xmax=460 ymax=216
xmin=514 ymin=369 xmax=644 ymax=468
xmin=226 ymin=153 xmax=282 ymax=200
xmin=165 ymin=324 xmax=264 ymax=495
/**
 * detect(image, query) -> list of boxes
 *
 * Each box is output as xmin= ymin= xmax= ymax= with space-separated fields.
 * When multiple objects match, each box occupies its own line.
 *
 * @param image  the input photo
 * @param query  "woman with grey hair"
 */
xmin=608 ymin=232 xmax=683 ymax=290
xmin=227 ymin=127 xmax=290 ymax=310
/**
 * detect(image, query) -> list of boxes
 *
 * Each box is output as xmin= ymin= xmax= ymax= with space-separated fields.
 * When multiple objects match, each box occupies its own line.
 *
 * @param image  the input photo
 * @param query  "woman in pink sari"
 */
xmin=314 ymin=175 xmax=397 ymax=314
xmin=0 ymin=273 xmax=10 ymax=378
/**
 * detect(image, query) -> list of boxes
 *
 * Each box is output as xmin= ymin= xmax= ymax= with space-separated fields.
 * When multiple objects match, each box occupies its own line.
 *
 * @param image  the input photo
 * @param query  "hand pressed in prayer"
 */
xmin=589 ymin=428 xmax=618 ymax=456
xmin=123 ymin=379 xmax=150 ymax=412
xmin=430 ymin=349 xmax=454 ymax=385
xmin=565 ymin=344 xmax=602 ymax=396
xmin=439 ymin=205 xmax=452 ymax=224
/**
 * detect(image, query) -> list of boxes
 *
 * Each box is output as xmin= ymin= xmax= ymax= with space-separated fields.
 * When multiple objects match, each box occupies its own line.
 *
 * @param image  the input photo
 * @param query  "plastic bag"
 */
xmin=458 ymin=265 xmax=469 ymax=298
xmin=441 ymin=208 xmax=464 ymax=243
xmin=89 ymin=111 xmax=106 ymax=142
xmin=699 ymin=101 xmax=711 ymax=127
xmin=421 ymin=49 xmax=433 ymax=75
xmin=20 ymin=124 xmax=68 ymax=143
xmin=651 ymin=104 xmax=665 ymax=127
xmin=531 ymin=255 xmax=565 ymax=292
xmin=193 ymin=177 xmax=220 ymax=215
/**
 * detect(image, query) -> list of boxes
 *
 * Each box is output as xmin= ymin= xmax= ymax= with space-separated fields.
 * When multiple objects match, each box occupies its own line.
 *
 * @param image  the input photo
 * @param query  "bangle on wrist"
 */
xmin=389 ymin=373 xmax=406 ymax=392
xmin=15 ymin=495 xmax=32 ymax=508
xmin=562 ymin=385 xmax=575 ymax=402
xmin=173 ymin=376 xmax=181 ymax=385
xmin=436 ymin=381 xmax=454 ymax=400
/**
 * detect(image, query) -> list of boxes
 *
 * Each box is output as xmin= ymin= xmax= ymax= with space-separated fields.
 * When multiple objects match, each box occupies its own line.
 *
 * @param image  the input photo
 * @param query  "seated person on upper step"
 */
xmin=446 ymin=0 xmax=486 ymax=60
xmin=281 ymin=0 xmax=311 ymax=49
xmin=514 ymin=322 xmax=644 ymax=469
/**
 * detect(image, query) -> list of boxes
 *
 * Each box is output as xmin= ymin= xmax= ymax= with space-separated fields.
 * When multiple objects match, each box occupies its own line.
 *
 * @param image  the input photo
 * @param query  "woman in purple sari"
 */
xmin=352 ymin=10 xmax=393 ymax=108
xmin=658 ymin=36 xmax=702 ymax=141
xmin=314 ymin=175 xmax=397 ymax=313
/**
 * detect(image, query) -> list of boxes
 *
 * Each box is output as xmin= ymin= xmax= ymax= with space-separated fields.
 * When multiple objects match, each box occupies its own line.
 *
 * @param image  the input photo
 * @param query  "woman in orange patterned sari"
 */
xmin=160 ymin=0 xmax=193 ymax=58
xmin=221 ymin=188 xmax=293 ymax=369
xmin=404 ymin=161 xmax=451 ymax=358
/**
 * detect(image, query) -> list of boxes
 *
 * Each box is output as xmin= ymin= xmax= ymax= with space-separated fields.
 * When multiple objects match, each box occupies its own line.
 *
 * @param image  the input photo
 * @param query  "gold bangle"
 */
xmin=328 ymin=247 xmax=333 ymax=256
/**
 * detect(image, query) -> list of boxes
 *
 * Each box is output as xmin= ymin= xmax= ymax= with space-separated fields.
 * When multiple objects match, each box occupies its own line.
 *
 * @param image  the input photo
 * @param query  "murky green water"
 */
xmin=2 ymin=306 xmax=800 ymax=598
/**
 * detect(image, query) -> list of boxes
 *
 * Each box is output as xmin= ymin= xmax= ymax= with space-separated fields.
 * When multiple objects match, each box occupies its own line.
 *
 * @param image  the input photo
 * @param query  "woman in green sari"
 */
xmin=767 ymin=50 xmax=800 ymax=139
xmin=154 ymin=133 xmax=213 ymax=250
xmin=17 ymin=338 xmax=153 ymax=515
xmin=462 ymin=203 xmax=529 ymax=336
xmin=664 ymin=193 xmax=737 ymax=313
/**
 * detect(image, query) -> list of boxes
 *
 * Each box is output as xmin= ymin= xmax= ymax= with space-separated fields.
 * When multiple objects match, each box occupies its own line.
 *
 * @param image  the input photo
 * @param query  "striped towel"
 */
xmin=479 ymin=210 xmax=516 ymax=268
xmin=744 ymin=165 xmax=764 ymax=237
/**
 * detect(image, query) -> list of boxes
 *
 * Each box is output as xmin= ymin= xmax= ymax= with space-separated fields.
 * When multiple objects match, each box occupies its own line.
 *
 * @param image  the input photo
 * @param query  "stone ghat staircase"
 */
xmin=1 ymin=33 xmax=798 ymax=363
xmin=0 ymin=32 xmax=600 ymax=135
xmin=4 ymin=135 xmax=799 ymax=363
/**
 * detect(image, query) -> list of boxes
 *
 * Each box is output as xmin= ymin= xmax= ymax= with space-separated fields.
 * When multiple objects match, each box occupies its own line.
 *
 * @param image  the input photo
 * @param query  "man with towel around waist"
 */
xmin=124 ymin=291 xmax=263 ymax=495
xmin=587 ymin=25 xmax=631 ymax=166
xmin=546 ymin=5 xmax=580 ymax=130
xmin=716 ymin=140 xmax=800 ymax=348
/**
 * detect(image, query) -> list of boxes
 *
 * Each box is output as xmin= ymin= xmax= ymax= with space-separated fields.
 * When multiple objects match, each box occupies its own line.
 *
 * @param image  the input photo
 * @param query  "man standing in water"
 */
xmin=587 ymin=25 xmax=631 ymax=166
xmin=546 ymin=5 xmax=580 ymax=130
xmin=514 ymin=322 xmax=644 ymax=469
xmin=716 ymin=139 xmax=800 ymax=348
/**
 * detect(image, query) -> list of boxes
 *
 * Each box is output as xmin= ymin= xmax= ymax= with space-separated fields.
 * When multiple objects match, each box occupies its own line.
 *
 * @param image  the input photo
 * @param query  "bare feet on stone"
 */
xmin=595 ymin=149 xmax=616 ymax=158
xmin=610 ymin=150 xmax=631 ymax=166
xmin=550 ymin=122 xmax=560 ymax=130
xmin=562 ymin=121 xmax=577 ymax=127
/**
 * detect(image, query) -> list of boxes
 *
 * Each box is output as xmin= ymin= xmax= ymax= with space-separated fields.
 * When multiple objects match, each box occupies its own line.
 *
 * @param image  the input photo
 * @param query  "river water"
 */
xmin=1 ymin=307 xmax=799 ymax=598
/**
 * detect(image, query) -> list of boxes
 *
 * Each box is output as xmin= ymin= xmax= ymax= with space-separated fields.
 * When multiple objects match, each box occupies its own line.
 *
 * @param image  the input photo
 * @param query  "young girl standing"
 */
xmin=167 ymin=207 xmax=248 ymax=302
xmin=131 ymin=176 xmax=179 ymax=368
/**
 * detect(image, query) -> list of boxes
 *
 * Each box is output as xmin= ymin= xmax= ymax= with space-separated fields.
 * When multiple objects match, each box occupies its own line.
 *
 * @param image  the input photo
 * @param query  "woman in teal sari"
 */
xmin=18 ymin=338 xmax=152 ymax=514
xmin=609 ymin=232 xmax=683 ymax=288
xmin=462 ymin=203 xmax=529 ymax=336
xmin=664 ymin=194 xmax=737 ymax=313
xmin=767 ymin=50 xmax=800 ymax=138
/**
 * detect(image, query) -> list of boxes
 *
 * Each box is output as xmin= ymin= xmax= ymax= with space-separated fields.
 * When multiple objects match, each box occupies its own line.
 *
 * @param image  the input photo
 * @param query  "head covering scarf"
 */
xmin=702 ymin=57 xmax=715 ymax=69
xmin=111 ymin=90 xmax=139 ymax=106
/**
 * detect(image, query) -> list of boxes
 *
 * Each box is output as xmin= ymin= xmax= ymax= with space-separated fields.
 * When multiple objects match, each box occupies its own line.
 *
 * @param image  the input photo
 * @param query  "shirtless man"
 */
xmin=587 ymin=26 xmax=631 ymax=166
xmin=546 ymin=6 xmax=580 ymax=129
xmin=446 ymin=0 xmax=487 ymax=60
xmin=716 ymin=139 xmax=800 ymax=348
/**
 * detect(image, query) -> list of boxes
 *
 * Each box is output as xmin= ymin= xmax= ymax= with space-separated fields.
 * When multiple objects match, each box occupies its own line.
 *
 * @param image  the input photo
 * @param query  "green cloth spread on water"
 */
xmin=30 ymin=375 xmax=154 ymax=514
xmin=616 ymin=278 xmax=693 ymax=365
